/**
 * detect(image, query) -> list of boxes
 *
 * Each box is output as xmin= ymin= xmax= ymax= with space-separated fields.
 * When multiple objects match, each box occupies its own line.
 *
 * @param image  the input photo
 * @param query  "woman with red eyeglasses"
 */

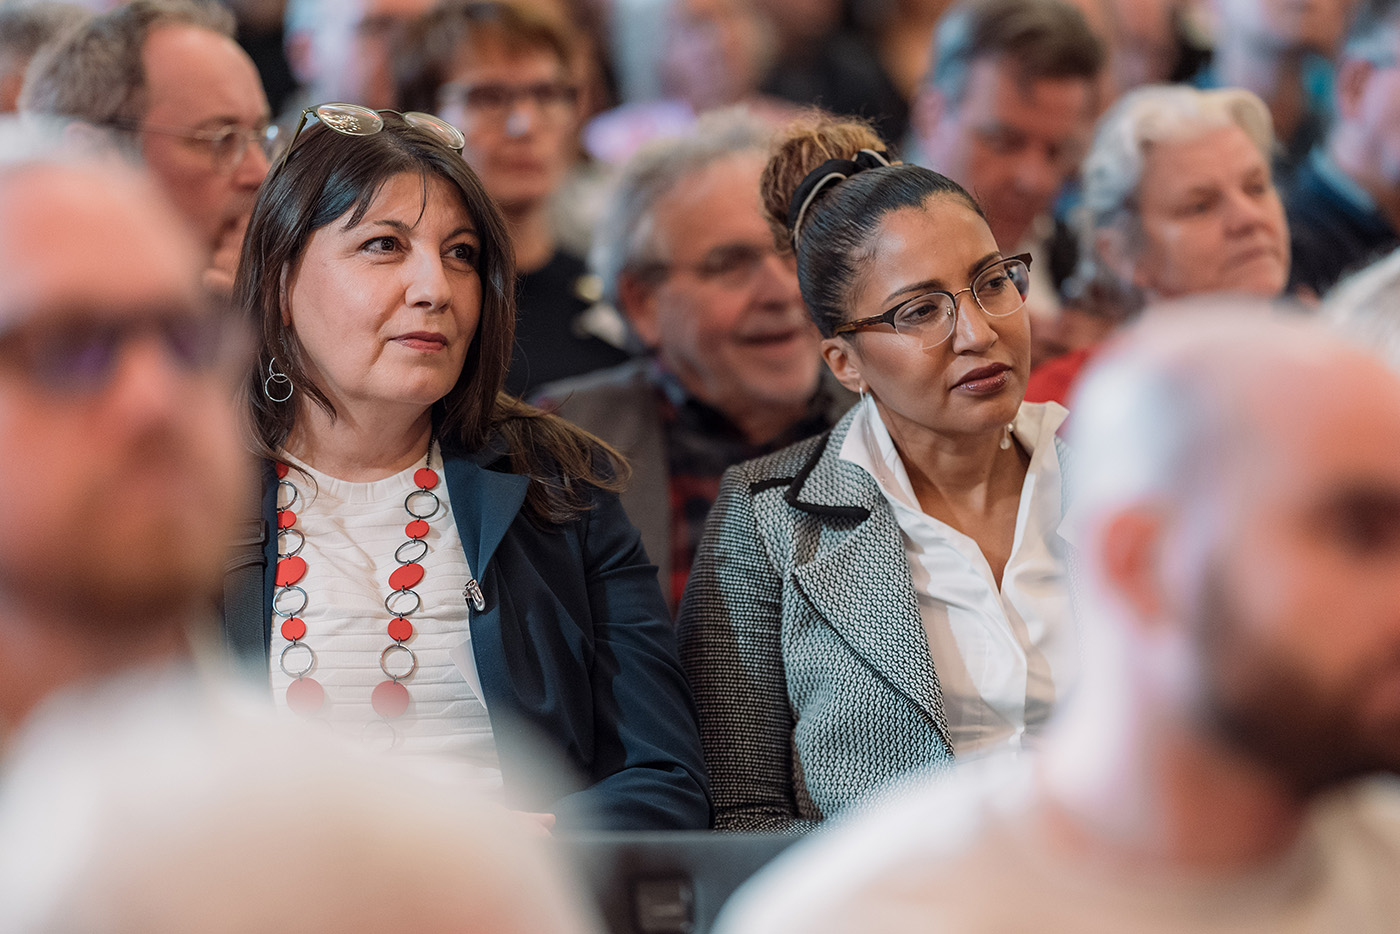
xmin=220 ymin=105 xmax=708 ymax=832
xmin=678 ymin=115 xmax=1076 ymax=830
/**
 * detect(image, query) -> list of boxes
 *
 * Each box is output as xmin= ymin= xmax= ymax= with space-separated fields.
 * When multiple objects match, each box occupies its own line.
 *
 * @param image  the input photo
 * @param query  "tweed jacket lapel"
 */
xmin=782 ymin=412 xmax=953 ymax=745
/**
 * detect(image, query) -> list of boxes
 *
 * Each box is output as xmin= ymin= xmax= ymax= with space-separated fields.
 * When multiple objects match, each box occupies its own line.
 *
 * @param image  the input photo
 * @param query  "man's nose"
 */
xmin=750 ymin=250 xmax=801 ymax=308
xmin=234 ymin=134 xmax=271 ymax=187
xmin=1013 ymin=149 xmax=1061 ymax=199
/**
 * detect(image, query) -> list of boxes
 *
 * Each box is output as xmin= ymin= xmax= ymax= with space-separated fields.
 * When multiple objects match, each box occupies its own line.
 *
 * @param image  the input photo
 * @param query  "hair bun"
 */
xmin=759 ymin=113 xmax=889 ymax=250
xmin=785 ymin=149 xmax=892 ymax=248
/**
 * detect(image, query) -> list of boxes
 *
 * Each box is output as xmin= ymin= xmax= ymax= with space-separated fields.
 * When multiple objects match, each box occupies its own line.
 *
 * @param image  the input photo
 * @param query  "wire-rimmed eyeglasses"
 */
xmin=274 ymin=102 xmax=467 ymax=175
xmin=108 ymin=119 xmax=280 ymax=176
xmin=833 ymin=254 xmax=1033 ymax=350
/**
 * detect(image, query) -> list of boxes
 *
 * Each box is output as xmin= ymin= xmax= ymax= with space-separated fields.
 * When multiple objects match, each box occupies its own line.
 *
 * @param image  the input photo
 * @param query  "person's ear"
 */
xmin=279 ymin=263 xmax=294 ymax=327
xmin=1098 ymin=507 xmax=1169 ymax=628
xmin=618 ymin=270 xmax=661 ymax=350
xmin=1334 ymin=56 xmax=1375 ymax=125
xmin=821 ymin=335 xmax=867 ymax=395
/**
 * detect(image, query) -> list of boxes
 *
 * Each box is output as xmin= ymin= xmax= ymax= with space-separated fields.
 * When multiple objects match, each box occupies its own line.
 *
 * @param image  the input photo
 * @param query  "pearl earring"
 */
xmin=1000 ymin=423 xmax=1013 ymax=450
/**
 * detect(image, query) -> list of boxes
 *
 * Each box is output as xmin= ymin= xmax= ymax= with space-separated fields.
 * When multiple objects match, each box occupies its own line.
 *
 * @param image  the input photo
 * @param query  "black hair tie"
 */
xmin=786 ymin=149 xmax=892 ymax=249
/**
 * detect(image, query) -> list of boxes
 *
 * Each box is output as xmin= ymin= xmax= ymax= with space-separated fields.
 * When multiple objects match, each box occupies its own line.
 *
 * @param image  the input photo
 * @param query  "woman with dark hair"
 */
xmin=221 ymin=104 xmax=708 ymax=831
xmin=677 ymin=115 xmax=1074 ymax=830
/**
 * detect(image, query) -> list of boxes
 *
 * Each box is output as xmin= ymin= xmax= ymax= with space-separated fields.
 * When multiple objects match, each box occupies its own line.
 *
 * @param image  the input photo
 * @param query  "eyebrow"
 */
xmin=191 ymin=113 xmax=270 ymax=130
xmin=884 ymin=251 xmax=1005 ymax=305
xmin=346 ymin=217 xmax=479 ymax=241
xmin=701 ymin=240 xmax=769 ymax=257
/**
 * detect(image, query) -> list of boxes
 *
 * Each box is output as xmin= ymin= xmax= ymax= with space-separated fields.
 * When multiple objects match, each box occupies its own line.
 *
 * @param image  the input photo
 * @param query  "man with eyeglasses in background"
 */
xmin=532 ymin=110 xmax=852 ymax=612
xmin=397 ymin=0 xmax=632 ymax=397
xmin=21 ymin=0 xmax=273 ymax=297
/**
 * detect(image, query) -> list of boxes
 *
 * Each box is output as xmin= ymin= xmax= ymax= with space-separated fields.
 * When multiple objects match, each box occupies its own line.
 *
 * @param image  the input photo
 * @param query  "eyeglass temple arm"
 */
xmin=273 ymin=108 xmax=315 ymax=176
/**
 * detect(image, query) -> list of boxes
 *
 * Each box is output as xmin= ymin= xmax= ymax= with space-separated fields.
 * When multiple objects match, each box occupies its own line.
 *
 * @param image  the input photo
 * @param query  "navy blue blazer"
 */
xmin=221 ymin=437 xmax=711 ymax=831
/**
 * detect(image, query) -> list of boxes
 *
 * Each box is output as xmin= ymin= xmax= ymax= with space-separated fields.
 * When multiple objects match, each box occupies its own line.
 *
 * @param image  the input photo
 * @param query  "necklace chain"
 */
xmin=271 ymin=444 xmax=442 ymax=737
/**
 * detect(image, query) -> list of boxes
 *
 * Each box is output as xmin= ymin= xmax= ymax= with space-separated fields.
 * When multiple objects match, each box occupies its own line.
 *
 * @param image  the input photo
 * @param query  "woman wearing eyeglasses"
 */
xmin=677 ymin=115 xmax=1075 ymax=831
xmin=221 ymin=105 xmax=709 ymax=831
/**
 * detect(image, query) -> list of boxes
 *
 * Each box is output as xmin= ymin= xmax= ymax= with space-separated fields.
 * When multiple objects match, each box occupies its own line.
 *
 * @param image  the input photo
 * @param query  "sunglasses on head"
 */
xmin=274 ymin=102 xmax=467 ymax=175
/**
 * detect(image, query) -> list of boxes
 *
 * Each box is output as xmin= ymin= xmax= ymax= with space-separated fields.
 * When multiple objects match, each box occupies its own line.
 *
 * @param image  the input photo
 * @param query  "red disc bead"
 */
xmin=286 ymin=676 xmax=324 ymax=715
xmin=387 ymin=617 xmax=413 ymax=642
xmin=277 ymin=509 xmax=297 ymax=529
xmin=275 ymin=555 xmax=307 ymax=587
xmin=281 ymin=617 xmax=307 ymax=641
xmin=414 ymin=467 xmax=439 ymax=490
xmin=276 ymin=462 xmax=289 ymax=479
xmin=371 ymin=679 xmax=410 ymax=719
xmin=388 ymin=563 xmax=424 ymax=591
xmin=405 ymin=519 xmax=429 ymax=539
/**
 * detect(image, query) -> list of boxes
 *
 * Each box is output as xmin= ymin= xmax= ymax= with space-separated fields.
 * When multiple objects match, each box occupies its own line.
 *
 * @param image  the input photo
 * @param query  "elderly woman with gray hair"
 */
xmin=1026 ymin=84 xmax=1292 ymax=404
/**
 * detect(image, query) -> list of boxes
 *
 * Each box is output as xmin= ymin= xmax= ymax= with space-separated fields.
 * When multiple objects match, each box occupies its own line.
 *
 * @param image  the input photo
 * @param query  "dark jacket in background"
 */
xmin=1286 ymin=151 xmax=1400 ymax=297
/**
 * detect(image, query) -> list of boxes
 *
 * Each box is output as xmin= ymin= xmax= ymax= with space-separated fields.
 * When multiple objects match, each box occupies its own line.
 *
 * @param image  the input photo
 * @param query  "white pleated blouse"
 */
xmin=268 ymin=445 xmax=501 ymax=792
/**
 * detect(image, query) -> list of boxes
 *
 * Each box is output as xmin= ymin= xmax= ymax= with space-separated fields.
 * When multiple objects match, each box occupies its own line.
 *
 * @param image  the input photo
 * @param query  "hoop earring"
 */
xmin=264 ymin=356 xmax=294 ymax=403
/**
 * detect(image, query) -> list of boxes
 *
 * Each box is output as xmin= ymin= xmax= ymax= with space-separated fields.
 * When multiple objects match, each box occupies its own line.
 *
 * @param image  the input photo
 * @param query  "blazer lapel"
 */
xmin=443 ymin=447 xmax=531 ymax=586
xmin=225 ymin=461 xmax=278 ymax=671
xmin=785 ymin=417 xmax=953 ymax=746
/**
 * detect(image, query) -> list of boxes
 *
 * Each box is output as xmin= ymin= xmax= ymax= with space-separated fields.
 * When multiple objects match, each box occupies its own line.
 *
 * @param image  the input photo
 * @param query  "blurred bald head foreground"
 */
xmin=718 ymin=302 xmax=1400 ymax=933
xmin=0 ymin=135 xmax=248 ymax=729
xmin=0 ymin=133 xmax=593 ymax=933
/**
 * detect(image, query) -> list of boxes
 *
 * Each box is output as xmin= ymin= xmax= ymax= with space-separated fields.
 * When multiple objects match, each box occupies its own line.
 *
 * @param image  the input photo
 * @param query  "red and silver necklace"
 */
xmin=272 ymin=443 xmax=443 ymax=733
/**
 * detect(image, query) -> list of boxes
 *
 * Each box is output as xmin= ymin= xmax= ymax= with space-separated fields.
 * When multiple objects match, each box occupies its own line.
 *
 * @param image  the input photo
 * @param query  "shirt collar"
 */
xmin=840 ymin=394 xmax=1068 ymax=519
xmin=646 ymin=355 xmax=841 ymax=445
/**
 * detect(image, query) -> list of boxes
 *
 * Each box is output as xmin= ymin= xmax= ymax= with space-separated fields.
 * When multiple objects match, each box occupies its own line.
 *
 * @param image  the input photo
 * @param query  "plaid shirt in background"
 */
xmin=652 ymin=364 xmax=844 ymax=609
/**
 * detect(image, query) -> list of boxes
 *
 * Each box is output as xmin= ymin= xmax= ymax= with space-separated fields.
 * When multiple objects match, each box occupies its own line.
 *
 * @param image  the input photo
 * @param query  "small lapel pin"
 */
xmin=463 ymin=578 xmax=486 ymax=612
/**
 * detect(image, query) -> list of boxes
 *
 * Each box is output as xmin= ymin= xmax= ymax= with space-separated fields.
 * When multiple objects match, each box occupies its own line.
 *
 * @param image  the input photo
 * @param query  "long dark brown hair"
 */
xmin=235 ymin=114 xmax=623 ymax=524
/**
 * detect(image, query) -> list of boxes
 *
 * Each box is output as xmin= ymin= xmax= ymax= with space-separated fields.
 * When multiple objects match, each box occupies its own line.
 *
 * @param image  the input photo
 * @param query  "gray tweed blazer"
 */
xmin=677 ymin=404 xmax=1069 ymax=832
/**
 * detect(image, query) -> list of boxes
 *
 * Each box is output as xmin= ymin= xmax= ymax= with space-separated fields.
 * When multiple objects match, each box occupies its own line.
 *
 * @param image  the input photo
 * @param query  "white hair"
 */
xmin=1073 ymin=85 xmax=1276 ymax=301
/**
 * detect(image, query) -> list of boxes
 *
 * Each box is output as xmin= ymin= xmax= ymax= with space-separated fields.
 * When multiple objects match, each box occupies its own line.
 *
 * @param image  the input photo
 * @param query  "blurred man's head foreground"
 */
xmin=0 ymin=127 xmax=249 ymax=731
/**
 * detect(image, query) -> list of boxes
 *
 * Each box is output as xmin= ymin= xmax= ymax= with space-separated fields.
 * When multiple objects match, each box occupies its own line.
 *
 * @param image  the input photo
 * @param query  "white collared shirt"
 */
xmin=840 ymin=395 xmax=1075 ymax=759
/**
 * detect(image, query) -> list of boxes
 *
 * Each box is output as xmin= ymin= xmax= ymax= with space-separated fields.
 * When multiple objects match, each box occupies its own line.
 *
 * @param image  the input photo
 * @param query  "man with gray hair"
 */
xmin=21 ymin=0 xmax=273 ymax=294
xmin=533 ymin=109 xmax=851 ymax=611
xmin=715 ymin=302 xmax=1400 ymax=931
xmin=1285 ymin=0 xmax=1400 ymax=297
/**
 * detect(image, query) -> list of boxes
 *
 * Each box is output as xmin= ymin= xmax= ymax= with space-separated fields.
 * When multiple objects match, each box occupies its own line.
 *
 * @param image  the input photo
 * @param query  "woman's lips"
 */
xmin=952 ymin=362 xmax=1012 ymax=394
xmin=738 ymin=329 xmax=801 ymax=346
xmin=394 ymin=332 xmax=448 ymax=352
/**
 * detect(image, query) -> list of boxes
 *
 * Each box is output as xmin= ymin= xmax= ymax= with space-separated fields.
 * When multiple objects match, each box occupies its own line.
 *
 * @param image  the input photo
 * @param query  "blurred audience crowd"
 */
xmin=6 ymin=0 xmax=1400 ymax=929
